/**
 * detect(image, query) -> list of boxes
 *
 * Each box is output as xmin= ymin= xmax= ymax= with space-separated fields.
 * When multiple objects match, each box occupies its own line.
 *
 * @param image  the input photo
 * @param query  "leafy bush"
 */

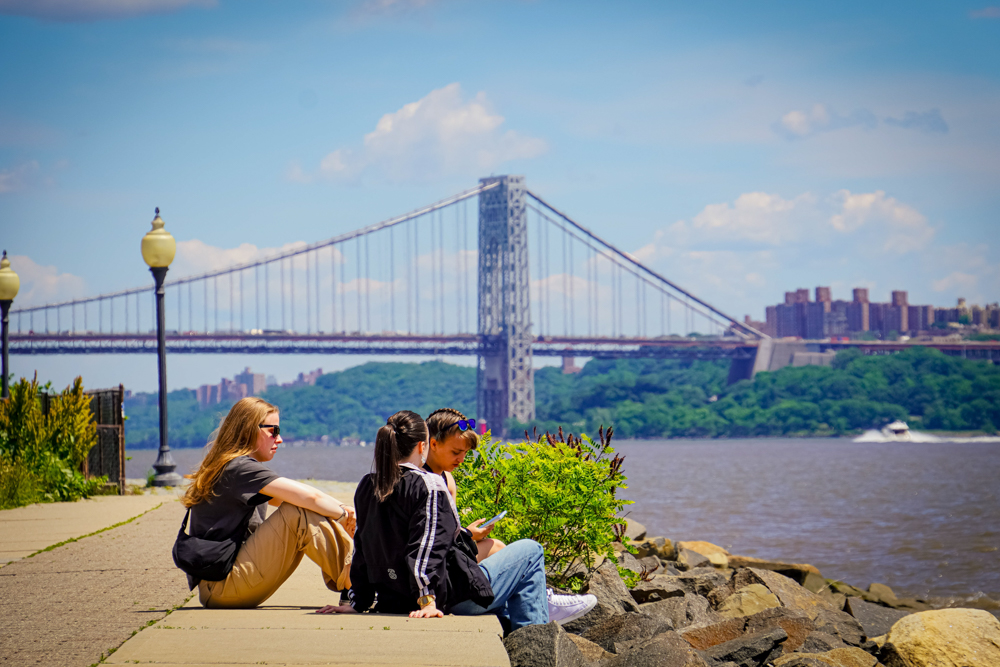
xmin=0 ymin=375 xmax=105 ymax=508
xmin=453 ymin=426 xmax=631 ymax=590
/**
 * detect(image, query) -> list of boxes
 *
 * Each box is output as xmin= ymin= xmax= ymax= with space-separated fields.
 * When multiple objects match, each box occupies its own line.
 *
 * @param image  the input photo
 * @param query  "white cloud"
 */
xmin=0 ymin=160 xmax=40 ymax=193
xmin=0 ymin=0 xmax=213 ymax=22
xmin=932 ymin=272 xmax=977 ymax=293
xmin=684 ymin=191 xmax=816 ymax=245
xmin=6 ymin=255 xmax=87 ymax=308
xmin=353 ymin=0 xmax=436 ymax=16
xmin=970 ymin=6 xmax=1000 ymax=19
xmin=305 ymin=83 xmax=547 ymax=184
xmin=775 ymin=104 xmax=877 ymax=139
xmin=171 ymin=239 xmax=313 ymax=278
xmin=829 ymin=190 xmax=934 ymax=253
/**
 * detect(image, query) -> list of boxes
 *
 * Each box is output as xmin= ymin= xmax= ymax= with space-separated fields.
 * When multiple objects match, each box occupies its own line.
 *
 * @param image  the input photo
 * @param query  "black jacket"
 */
xmin=348 ymin=463 xmax=493 ymax=614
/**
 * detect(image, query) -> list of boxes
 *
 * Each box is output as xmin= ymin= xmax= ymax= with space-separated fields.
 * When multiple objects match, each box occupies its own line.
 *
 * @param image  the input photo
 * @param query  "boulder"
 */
xmin=636 ymin=536 xmax=676 ymax=560
xmin=684 ymin=593 xmax=723 ymax=628
xmin=745 ymin=607 xmax=815 ymax=653
xmin=828 ymin=580 xmax=869 ymax=599
xmin=676 ymin=548 xmax=711 ymax=571
xmin=563 ymin=559 xmax=639 ymax=634
xmin=801 ymin=572 xmax=830 ymax=595
xmin=581 ymin=612 xmax=673 ymax=654
xmin=679 ymin=617 xmax=747 ymax=650
xmin=812 ymin=608 xmax=865 ymax=647
xmin=866 ymin=583 xmax=896 ymax=605
xmin=565 ymin=633 xmax=613 ymax=664
xmin=775 ymin=646 xmax=877 ymax=667
xmin=884 ymin=597 xmax=930 ymax=612
xmin=659 ymin=561 xmax=682 ymax=575
xmin=844 ymin=597 xmax=910 ymax=638
xmin=604 ymin=632 xmax=715 ymax=667
xmin=717 ymin=584 xmax=781 ymax=619
xmin=678 ymin=567 xmax=729 ymax=596
xmin=726 ymin=556 xmax=821 ymax=585
xmin=797 ymin=631 xmax=848 ymax=653
xmin=701 ymin=627 xmax=788 ymax=667
xmin=678 ymin=540 xmax=729 ymax=557
xmin=625 ymin=518 xmax=647 ymax=542
xmin=880 ymin=608 xmax=1000 ymax=667
xmin=733 ymin=568 xmax=841 ymax=621
xmin=503 ymin=621 xmax=588 ymax=667
xmin=630 ymin=575 xmax=687 ymax=604
xmin=618 ymin=550 xmax=647 ymax=576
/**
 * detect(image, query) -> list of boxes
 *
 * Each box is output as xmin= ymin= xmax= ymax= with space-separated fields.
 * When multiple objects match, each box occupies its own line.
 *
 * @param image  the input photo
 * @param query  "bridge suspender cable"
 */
xmin=525 ymin=190 xmax=768 ymax=340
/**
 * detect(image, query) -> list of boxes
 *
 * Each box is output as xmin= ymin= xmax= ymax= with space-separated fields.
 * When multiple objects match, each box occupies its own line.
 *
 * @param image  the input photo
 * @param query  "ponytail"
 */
xmin=373 ymin=410 xmax=428 ymax=502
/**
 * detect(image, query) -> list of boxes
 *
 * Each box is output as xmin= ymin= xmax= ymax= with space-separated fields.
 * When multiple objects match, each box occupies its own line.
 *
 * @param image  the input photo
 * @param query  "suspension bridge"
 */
xmin=10 ymin=176 xmax=998 ymax=428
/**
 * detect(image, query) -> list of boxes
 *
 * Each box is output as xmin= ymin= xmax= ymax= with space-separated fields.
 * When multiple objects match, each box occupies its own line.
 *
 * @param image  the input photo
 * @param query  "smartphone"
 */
xmin=479 ymin=510 xmax=507 ymax=530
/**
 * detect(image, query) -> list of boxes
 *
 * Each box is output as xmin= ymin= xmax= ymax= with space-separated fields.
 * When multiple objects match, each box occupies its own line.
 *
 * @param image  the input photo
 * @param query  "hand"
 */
xmin=466 ymin=518 xmax=495 ymax=542
xmin=409 ymin=601 xmax=444 ymax=618
xmin=337 ymin=505 xmax=357 ymax=537
xmin=316 ymin=604 xmax=358 ymax=614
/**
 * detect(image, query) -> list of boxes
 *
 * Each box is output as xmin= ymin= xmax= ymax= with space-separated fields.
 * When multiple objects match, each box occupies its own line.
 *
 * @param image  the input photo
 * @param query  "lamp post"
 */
xmin=142 ymin=208 xmax=182 ymax=486
xmin=0 ymin=251 xmax=19 ymax=399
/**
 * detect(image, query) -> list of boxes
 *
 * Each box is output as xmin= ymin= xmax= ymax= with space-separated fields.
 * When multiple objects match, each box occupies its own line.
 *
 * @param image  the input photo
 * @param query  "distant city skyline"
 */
xmin=4 ymin=1 xmax=998 ymax=392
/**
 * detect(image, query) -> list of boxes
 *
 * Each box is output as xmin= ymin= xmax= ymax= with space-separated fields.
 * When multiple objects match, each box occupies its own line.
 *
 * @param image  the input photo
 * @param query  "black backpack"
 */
xmin=172 ymin=508 xmax=244 ymax=582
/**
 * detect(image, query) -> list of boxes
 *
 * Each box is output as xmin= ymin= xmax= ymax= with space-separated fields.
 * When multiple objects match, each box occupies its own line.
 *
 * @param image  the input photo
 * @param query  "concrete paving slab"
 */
xmin=0 ymin=494 xmax=175 ymax=564
xmin=109 ymin=549 xmax=509 ymax=667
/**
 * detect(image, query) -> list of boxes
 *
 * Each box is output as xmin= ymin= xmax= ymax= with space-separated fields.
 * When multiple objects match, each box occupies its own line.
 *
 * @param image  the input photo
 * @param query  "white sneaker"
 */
xmin=546 ymin=589 xmax=598 ymax=625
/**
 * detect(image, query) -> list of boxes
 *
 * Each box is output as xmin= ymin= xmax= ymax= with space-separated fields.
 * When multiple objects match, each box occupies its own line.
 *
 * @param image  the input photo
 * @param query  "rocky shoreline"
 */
xmin=504 ymin=520 xmax=1000 ymax=667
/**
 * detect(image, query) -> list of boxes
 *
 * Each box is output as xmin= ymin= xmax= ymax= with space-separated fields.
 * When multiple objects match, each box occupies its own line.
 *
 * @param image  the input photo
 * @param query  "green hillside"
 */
xmin=124 ymin=347 xmax=1000 ymax=448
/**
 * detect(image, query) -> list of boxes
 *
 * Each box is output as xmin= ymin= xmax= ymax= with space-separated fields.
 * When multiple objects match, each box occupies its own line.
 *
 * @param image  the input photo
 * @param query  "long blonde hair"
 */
xmin=181 ymin=397 xmax=277 ymax=508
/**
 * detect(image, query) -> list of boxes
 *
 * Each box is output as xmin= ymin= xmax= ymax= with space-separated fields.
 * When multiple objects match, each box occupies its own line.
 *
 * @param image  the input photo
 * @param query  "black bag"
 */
xmin=447 ymin=528 xmax=494 ymax=609
xmin=172 ymin=508 xmax=242 ymax=582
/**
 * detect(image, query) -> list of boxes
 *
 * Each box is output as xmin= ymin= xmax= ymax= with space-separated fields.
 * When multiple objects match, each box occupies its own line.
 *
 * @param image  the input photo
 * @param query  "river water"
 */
xmin=128 ymin=437 xmax=1000 ymax=608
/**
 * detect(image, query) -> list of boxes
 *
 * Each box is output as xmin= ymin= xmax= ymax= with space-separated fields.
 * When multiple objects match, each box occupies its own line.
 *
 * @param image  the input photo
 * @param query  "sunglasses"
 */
xmin=447 ymin=419 xmax=477 ymax=432
xmin=259 ymin=424 xmax=281 ymax=438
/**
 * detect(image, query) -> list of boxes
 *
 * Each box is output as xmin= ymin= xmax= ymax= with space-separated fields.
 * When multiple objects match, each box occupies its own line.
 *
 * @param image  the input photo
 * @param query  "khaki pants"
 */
xmin=199 ymin=502 xmax=353 ymax=609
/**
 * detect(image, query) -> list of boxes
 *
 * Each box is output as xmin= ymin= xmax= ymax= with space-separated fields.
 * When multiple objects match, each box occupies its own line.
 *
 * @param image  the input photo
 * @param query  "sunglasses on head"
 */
xmin=259 ymin=424 xmax=280 ymax=437
xmin=447 ymin=419 xmax=477 ymax=432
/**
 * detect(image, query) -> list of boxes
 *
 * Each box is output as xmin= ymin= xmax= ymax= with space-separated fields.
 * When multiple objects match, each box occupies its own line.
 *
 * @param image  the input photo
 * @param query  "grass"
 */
xmin=23 ymin=502 xmax=163 ymax=560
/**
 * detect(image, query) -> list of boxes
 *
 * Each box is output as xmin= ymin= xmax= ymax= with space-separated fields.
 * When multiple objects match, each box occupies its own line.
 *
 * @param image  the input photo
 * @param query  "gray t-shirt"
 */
xmin=189 ymin=455 xmax=280 ymax=543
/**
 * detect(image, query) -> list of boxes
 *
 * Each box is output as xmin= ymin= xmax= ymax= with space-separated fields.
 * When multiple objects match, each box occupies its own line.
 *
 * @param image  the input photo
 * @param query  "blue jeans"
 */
xmin=450 ymin=539 xmax=549 ymax=630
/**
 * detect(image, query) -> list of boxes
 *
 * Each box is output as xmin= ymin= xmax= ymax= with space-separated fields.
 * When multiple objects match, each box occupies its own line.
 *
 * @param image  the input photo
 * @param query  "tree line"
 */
xmin=123 ymin=347 xmax=1000 ymax=448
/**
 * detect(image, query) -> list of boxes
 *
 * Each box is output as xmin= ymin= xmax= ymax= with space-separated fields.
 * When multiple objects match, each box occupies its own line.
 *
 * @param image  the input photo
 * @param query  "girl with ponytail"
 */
xmin=317 ymin=410 xmax=598 ymax=631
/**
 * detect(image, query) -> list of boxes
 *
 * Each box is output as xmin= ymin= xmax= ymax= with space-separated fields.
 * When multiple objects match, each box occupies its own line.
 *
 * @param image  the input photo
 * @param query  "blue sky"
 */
xmin=2 ymin=0 xmax=999 ymax=392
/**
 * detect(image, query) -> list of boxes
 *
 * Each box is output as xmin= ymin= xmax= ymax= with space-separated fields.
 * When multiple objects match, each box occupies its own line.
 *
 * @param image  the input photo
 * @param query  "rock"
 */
xmin=797 ymin=631 xmax=848 ymax=653
xmin=678 ymin=567 xmax=729 ymax=596
xmin=775 ymin=646 xmax=877 ymax=667
xmin=885 ymin=597 xmax=931 ymax=612
xmin=801 ymin=572 xmax=830 ymax=595
xmin=630 ymin=575 xmax=687 ymax=604
xmin=829 ymin=580 xmax=869 ymax=599
xmin=717 ymin=584 xmax=781 ymax=619
xmin=866 ymin=583 xmax=896 ymax=605
xmin=581 ymin=612 xmax=673 ymax=654
xmin=684 ymin=594 xmax=723 ymax=628
xmin=563 ymin=559 xmax=639 ymax=634
xmin=812 ymin=609 xmax=865 ymax=647
xmin=678 ymin=540 xmax=729 ymax=557
xmin=701 ymin=627 xmax=788 ymax=667
xmin=676 ymin=548 xmax=711 ymax=571
xmin=727 ymin=556 xmax=822 ymax=585
xmin=565 ymin=633 xmax=613 ymax=664
xmin=625 ymin=518 xmax=647 ymax=542
xmin=503 ymin=621 xmax=588 ymax=667
xmin=844 ymin=597 xmax=910 ymax=638
xmin=679 ymin=617 xmax=747 ymax=650
xmin=605 ymin=632 xmax=715 ymax=667
xmin=618 ymin=550 xmax=646 ymax=575
xmin=880 ymin=608 xmax=1000 ymax=667
xmin=638 ymin=555 xmax=662 ymax=574
xmin=733 ymin=568 xmax=841 ymax=621
xmin=745 ymin=607 xmax=815 ymax=653
xmin=659 ymin=561 xmax=682 ymax=575
xmin=636 ymin=536 xmax=676 ymax=560
xmin=641 ymin=597 xmax=691 ymax=628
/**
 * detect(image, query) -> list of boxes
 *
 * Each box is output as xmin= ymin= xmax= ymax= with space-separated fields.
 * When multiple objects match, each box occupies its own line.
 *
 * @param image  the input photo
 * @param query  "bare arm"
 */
xmin=259 ymin=477 xmax=356 ymax=533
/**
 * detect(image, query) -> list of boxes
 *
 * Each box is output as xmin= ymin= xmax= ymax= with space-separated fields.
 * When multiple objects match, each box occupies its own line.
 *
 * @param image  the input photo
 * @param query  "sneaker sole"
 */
xmin=552 ymin=597 xmax=598 ymax=626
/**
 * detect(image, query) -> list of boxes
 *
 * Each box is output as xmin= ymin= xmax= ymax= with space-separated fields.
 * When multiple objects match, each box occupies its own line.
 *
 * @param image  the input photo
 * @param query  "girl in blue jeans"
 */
xmin=316 ymin=410 xmax=595 ymax=630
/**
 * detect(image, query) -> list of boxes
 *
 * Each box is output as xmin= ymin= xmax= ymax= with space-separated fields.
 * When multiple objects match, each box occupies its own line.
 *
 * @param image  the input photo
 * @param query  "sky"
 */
xmin=2 ymin=0 xmax=999 ymax=393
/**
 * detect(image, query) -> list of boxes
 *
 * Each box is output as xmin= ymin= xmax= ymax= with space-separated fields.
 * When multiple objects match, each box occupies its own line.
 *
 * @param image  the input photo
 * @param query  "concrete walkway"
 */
xmin=0 ymin=492 xmax=174 ymax=564
xmin=0 ymin=483 xmax=510 ymax=667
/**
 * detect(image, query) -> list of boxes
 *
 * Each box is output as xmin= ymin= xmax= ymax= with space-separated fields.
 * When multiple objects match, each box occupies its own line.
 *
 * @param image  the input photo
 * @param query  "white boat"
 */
xmin=884 ymin=420 xmax=911 ymax=441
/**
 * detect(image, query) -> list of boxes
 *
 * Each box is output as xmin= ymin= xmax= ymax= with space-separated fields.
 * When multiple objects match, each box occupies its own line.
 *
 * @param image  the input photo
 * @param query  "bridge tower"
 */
xmin=477 ymin=175 xmax=535 ymax=435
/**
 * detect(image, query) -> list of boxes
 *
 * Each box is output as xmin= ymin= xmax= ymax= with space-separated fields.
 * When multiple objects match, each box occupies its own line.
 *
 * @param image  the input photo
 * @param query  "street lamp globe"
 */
xmin=0 ymin=251 xmax=19 ymax=301
xmin=141 ymin=208 xmax=176 ymax=268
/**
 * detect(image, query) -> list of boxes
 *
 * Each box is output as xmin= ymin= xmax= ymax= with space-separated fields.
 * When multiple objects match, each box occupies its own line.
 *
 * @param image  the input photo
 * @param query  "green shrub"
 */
xmin=0 ymin=375 xmax=105 ymax=508
xmin=453 ymin=426 xmax=631 ymax=590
